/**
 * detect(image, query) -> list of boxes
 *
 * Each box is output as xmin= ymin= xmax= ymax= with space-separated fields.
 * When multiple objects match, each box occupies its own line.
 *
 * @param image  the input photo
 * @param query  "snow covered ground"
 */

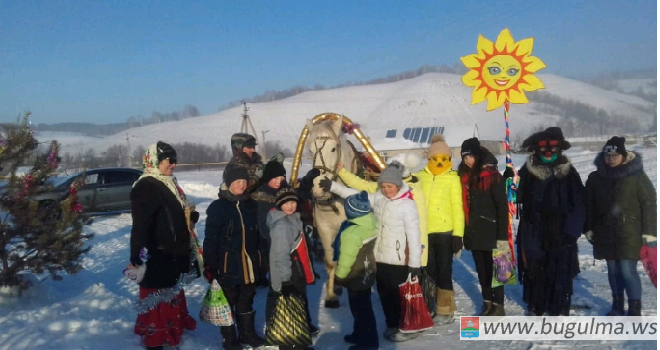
xmin=0 ymin=147 xmax=656 ymax=350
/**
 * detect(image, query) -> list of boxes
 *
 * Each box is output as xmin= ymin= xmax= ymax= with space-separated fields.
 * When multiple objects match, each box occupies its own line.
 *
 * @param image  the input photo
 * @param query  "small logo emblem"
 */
xmin=460 ymin=316 xmax=479 ymax=338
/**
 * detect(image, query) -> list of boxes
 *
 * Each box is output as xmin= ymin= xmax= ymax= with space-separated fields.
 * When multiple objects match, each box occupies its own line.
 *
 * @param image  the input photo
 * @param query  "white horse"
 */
xmin=306 ymin=118 xmax=362 ymax=308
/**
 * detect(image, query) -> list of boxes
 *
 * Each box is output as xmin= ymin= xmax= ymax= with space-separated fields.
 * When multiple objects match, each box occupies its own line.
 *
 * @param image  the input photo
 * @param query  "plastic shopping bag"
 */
xmin=492 ymin=248 xmax=518 ymax=287
xmin=398 ymin=273 xmax=435 ymax=333
xmin=199 ymin=279 xmax=233 ymax=326
xmin=420 ymin=267 xmax=436 ymax=315
xmin=265 ymin=294 xmax=312 ymax=347
xmin=640 ymin=245 xmax=657 ymax=288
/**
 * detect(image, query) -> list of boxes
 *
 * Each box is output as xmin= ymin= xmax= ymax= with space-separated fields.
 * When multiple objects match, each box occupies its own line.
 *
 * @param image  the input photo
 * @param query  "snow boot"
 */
xmin=220 ymin=326 xmax=242 ymax=350
xmin=146 ymin=347 xmax=163 ymax=350
xmin=560 ymin=295 xmax=571 ymax=316
xmin=237 ymin=310 xmax=266 ymax=348
xmin=388 ymin=330 xmax=420 ymax=342
xmin=344 ymin=333 xmax=358 ymax=344
xmin=477 ymin=301 xmax=492 ymax=316
xmin=486 ymin=302 xmax=505 ymax=316
xmin=383 ymin=327 xmax=398 ymax=339
xmin=627 ymin=300 xmax=642 ymax=316
xmin=348 ymin=346 xmax=379 ymax=350
xmin=308 ymin=323 xmax=320 ymax=336
xmin=606 ymin=294 xmax=625 ymax=316
xmin=433 ymin=288 xmax=456 ymax=325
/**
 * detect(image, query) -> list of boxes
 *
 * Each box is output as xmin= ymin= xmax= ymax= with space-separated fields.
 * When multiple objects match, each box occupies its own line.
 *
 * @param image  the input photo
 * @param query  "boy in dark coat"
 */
xmin=584 ymin=136 xmax=657 ymax=316
xmin=515 ymin=127 xmax=585 ymax=316
xmin=458 ymin=138 xmax=509 ymax=316
xmin=334 ymin=191 xmax=379 ymax=350
xmin=203 ymin=165 xmax=267 ymax=349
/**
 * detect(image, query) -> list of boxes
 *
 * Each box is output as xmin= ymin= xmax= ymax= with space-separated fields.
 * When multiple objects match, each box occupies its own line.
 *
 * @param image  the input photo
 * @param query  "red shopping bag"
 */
xmin=640 ymin=245 xmax=657 ymax=288
xmin=399 ymin=273 xmax=435 ymax=333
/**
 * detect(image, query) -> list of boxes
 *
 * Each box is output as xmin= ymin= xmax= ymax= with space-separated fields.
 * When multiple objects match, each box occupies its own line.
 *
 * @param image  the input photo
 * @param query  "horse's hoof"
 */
xmin=324 ymin=299 xmax=340 ymax=309
xmin=333 ymin=285 xmax=343 ymax=296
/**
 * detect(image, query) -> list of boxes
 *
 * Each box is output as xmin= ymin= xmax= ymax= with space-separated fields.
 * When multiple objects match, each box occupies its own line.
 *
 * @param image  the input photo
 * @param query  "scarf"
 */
xmin=134 ymin=143 xmax=186 ymax=208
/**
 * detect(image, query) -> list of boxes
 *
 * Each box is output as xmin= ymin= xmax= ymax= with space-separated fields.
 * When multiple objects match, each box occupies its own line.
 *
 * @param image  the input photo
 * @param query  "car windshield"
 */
xmin=52 ymin=174 xmax=78 ymax=188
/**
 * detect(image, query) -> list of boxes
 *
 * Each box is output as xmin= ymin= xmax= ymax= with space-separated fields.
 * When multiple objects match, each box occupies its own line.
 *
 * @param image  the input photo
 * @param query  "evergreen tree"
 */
xmin=0 ymin=113 xmax=92 ymax=291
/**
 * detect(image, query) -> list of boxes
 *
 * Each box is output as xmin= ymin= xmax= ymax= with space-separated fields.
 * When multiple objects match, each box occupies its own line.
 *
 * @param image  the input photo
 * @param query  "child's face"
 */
xmin=380 ymin=182 xmax=399 ymax=199
xmin=281 ymin=201 xmax=297 ymax=215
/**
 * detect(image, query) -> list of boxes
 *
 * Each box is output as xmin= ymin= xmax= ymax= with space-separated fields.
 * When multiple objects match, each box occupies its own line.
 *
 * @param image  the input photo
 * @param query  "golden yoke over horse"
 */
xmin=290 ymin=113 xmax=385 ymax=308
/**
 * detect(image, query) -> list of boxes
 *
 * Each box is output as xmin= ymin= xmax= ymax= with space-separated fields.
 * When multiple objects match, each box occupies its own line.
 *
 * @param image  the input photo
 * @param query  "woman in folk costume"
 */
xmin=516 ymin=127 xmax=585 ymax=316
xmin=203 ymin=165 xmax=267 ymax=349
xmin=128 ymin=141 xmax=197 ymax=350
xmin=414 ymin=134 xmax=464 ymax=325
xmin=458 ymin=138 xmax=509 ymax=316
xmin=320 ymin=162 xmax=422 ymax=342
xmin=584 ymin=136 xmax=656 ymax=316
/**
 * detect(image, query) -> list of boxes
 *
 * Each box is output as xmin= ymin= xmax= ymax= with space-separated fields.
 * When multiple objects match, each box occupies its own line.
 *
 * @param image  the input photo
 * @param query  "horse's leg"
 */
xmin=317 ymin=224 xmax=340 ymax=308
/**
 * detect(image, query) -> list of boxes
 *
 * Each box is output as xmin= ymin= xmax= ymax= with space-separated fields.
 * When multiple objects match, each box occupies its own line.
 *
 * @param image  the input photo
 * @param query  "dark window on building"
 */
xmin=403 ymin=128 xmax=412 ymax=139
xmin=420 ymin=127 xmax=430 ymax=143
xmin=386 ymin=129 xmax=397 ymax=138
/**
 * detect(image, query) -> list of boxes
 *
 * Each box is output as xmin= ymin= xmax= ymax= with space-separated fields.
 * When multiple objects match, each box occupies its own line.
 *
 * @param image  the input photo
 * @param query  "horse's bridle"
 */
xmin=311 ymin=129 xmax=343 ymax=213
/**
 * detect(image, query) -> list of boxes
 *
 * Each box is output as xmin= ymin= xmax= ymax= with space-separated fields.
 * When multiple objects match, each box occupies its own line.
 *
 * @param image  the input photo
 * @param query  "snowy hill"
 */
xmin=0 ymin=146 xmax=656 ymax=350
xmin=55 ymin=73 xmax=655 ymax=155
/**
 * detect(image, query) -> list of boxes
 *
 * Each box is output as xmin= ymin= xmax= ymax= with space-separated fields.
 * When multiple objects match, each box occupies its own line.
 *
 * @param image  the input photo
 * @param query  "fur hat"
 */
xmin=522 ymin=127 xmax=571 ymax=152
xmin=262 ymin=159 xmax=286 ymax=185
xmin=223 ymin=164 xmax=249 ymax=186
xmin=387 ymin=152 xmax=422 ymax=178
xmin=428 ymin=134 xmax=451 ymax=159
xmin=156 ymin=141 xmax=177 ymax=164
xmin=344 ymin=191 xmax=371 ymax=219
xmin=275 ymin=186 xmax=298 ymax=210
xmin=603 ymin=136 xmax=626 ymax=156
xmin=377 ymin=162 xmax=404 ymax=188
xmin=460 ymin=137 xmax=481 ymax=158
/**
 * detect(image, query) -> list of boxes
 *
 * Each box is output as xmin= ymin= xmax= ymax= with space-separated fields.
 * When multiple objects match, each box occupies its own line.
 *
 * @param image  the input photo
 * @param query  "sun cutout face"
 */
xmin=461 ymin=28 xmax=546 ymax=111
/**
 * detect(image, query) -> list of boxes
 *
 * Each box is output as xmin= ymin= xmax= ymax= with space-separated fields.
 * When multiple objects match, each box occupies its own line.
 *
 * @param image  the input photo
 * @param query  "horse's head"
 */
xmin=306 ymin=118 xmax=344 ymax=199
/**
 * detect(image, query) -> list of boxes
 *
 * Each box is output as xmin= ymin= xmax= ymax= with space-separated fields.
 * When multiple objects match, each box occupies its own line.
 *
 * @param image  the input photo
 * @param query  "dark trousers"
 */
xmin=375 ymin=263 xmax=409 ymax=329
xmin=265 ymin=284 xmax=312 ymax=327
xmin=348 ymin=288 xmax=379 ymax=348
xmin=221 ymin=283 xmax=257 ymax=315
xmin=427 ymin=233 xmax=454 ymax=290
xmin=472 ymin=249 xmax=504 ymax=304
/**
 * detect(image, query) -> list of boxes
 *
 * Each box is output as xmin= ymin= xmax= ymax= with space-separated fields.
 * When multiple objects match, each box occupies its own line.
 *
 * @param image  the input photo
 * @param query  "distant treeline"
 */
xmin=59 ymin=140 xmax=293 ymax=172
xmin=578 ymin=68 xmax=657 ymax=103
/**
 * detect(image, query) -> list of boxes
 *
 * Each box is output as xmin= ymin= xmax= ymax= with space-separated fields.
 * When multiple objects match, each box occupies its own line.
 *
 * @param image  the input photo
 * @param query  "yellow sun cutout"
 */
xmin=461 ymin=28 xmax=546 ymax=111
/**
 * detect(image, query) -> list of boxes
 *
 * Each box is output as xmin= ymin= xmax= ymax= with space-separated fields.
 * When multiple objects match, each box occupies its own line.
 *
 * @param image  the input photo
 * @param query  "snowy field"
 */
xmin=0 ymin=146 xmax=657 ymax=350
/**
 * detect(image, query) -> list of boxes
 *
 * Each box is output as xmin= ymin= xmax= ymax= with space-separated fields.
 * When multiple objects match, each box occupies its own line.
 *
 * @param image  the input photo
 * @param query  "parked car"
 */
xmin=34 ymin=168 xmax=143 ymax=214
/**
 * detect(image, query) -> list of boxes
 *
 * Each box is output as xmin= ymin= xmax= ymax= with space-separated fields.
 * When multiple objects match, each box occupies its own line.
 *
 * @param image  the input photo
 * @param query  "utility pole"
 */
xmin=239 ymin=101 xmax=264 ymax=157
xmin=125 ymin=133 xmax=131 ymax=167
xmin=261 ymin=130 xmax=270 ymax=159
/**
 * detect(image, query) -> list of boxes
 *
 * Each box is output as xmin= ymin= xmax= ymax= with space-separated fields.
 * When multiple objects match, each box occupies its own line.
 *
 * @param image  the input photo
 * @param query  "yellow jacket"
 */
xmin=337 ymin=168 xmax=429 ymax=266
xmin=415 ymin=166 xmax=464 ymax=237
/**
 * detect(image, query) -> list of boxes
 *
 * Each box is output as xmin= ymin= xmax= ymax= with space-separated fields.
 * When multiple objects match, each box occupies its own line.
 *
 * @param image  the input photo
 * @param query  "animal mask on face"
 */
xmin=427 ymin=154 xmax=452 ymax=175
xmin=535 ymin=139 xmax=561 ymax=164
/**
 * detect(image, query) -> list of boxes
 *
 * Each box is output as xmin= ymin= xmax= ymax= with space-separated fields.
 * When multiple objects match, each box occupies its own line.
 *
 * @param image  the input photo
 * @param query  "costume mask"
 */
xmin=428 ymin=154 xmax=452 ymax=175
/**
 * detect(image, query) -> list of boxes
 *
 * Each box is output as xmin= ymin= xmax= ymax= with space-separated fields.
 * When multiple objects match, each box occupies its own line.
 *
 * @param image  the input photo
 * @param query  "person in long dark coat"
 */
xmin=203 ymin=165 xmax=267 ymax=350
xmin=458 ymin=138 xmax=509 ymax=316
xmin=584 ymin=136 xmax=657 ymax=316
xmin=515 ymin=127 xmax=585 ymax=316
xmin=128 ymin=142 xmax=197 ymax=350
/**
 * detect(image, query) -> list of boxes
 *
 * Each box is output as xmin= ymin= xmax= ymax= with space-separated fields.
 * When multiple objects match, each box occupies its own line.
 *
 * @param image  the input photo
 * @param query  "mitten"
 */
xmin=299 ymin=169 xmax=320 ymax=193
xmin=643 ymin=235 xmax=657 ymax=248
xmin=408 ymin=267 xmax=421 ymax=280
xmin=204 ymin=266 xmax=219 ymax=283
xmin=319 ymin=178 xmax=333 ymax=192
xmin=452 ymin=236 xmax=463 ymax=258
xmin=190 ymin=211 xmax=200 ymax=224
xmin=503 ymin=166 xmax=515 ymax=179
xmin=585 ymin=230 xmax=594 ymax=245
xmin=280 ymin=281 xmax=294 ymax=296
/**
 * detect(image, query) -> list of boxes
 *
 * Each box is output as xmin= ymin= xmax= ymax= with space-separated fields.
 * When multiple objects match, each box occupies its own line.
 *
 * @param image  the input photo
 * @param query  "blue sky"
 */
xmin=0 ymin=0 xmax=656 ymax=124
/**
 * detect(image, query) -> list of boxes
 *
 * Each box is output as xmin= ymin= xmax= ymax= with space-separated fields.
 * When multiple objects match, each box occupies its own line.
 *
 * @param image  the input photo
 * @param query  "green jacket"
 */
xmin=585 ymin=152 xmax=657 ymax=260
xmin=335 ymin=213 xmax=377 ymax=290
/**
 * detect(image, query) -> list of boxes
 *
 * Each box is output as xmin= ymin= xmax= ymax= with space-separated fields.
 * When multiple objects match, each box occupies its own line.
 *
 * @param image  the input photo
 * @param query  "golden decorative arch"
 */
xmin=290 ymin=113 xmax=386 ymax=187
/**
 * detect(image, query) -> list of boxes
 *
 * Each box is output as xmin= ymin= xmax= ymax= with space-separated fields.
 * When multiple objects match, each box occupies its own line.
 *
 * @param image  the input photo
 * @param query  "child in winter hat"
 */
xmin=275 ymin=186 xmax=298 ymax=210
xmin=223 ymin=164 xmax=249 ymax=187
xmin=335 ymin=191 xmax=379 ymax=349
xmin=377 ymin=162 xmax=405 ymax=189
xmin=460 ymin=137 xmax=482 ymax=159
xmin=427 ymin=134 xmax=452 ymax=175
xmin=344 ymin=190 xmax=371 ymax=219
xmin=602 ymin=136 xmax=627 ymax=159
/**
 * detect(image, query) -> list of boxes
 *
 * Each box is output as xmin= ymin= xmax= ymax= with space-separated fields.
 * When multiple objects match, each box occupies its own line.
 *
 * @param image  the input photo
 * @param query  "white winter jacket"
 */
xmin=330 ymin=182 xmax=422 ymax=268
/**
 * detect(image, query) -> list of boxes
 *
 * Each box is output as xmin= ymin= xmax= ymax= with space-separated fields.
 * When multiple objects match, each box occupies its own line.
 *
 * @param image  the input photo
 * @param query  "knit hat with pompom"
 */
xmin=428 ymin=134 xmax=451 ymax=159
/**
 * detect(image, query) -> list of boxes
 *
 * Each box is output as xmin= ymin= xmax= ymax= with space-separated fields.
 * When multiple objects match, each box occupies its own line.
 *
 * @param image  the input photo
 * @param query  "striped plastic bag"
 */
xmin=265 ymin=294 xmax=312 ymax=347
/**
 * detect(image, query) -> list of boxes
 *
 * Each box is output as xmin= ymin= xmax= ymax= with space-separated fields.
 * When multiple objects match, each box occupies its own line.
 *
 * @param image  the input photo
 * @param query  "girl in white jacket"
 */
xmin=319 ymin=162 xmax=422 ymax=343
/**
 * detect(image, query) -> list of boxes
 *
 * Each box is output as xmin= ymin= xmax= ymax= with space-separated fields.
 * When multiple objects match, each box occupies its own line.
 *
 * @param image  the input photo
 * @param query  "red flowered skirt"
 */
xmin=134 ymin=288 xmax=197 ymax=347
